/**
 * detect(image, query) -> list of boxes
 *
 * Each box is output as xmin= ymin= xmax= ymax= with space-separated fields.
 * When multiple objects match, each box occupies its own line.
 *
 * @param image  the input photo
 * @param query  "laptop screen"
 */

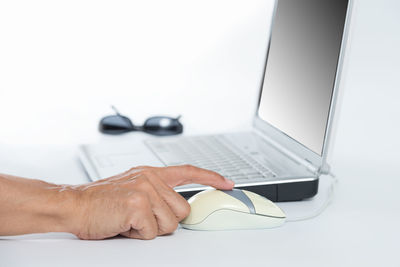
xmin=258 ymin=0 xmax=349 ymax=155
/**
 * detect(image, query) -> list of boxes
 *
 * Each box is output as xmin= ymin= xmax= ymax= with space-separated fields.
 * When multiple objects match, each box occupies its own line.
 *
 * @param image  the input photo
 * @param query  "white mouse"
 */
xmin=180 ymin=189 xmax=286 ymax=231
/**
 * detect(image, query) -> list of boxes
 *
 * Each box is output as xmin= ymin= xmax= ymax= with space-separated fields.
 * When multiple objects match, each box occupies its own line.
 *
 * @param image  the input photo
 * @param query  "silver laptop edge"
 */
xmin=252 ymin=0 xmax=354 ymax=176
xmin=175 ymin=176 xmax=317 ymax=193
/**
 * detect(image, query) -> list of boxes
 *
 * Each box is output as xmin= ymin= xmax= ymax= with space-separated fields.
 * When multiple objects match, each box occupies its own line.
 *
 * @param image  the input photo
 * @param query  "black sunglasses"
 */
xmin=99 ymin=106 xmax=183 ymax=136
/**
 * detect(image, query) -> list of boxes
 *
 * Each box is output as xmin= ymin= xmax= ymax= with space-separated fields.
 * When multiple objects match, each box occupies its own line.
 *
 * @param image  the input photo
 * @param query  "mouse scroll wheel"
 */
xmin=221 ymin=189 xmax=256 ymax=214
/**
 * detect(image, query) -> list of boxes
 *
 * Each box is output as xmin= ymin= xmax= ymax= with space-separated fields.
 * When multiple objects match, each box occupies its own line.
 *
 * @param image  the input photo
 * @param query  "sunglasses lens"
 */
xmin=99 ymin=115 xmax=135 ymax=134
xmin=143 ymin=116 xmax=183 ymax=136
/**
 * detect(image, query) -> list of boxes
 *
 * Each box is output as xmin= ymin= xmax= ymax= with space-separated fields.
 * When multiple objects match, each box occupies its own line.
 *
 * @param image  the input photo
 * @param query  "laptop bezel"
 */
xmin=252 ymin=0 xmax=353 ymax=173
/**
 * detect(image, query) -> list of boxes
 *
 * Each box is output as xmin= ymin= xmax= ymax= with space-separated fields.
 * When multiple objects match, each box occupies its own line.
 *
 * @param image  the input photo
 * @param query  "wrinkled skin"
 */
xmin=0 ymin=165 xmax=234 ymax=240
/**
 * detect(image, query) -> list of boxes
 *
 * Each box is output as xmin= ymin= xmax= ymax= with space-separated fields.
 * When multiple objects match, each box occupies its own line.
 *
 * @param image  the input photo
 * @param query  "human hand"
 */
xmin=68 ymin=165 xmax=234 ymax=240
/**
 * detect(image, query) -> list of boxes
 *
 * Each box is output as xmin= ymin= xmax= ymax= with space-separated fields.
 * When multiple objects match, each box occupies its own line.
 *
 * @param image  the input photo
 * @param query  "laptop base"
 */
xmin=179 ymin=178 xmax=319 ymax=202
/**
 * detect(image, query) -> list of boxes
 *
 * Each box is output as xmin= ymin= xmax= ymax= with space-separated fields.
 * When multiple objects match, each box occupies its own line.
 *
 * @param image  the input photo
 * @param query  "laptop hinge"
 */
xmin=253 ymin=128 xmax=321 ymax=175
xmin=318 ymin=162 xmax=332 ymax=175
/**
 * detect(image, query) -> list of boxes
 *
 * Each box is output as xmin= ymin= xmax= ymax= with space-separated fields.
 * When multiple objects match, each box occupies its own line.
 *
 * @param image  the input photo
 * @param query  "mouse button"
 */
xmin=181 ymin=190 xmax=249 ymax=225
xmin=221 ymin=189 xmax=256 ymax=214
xmin=212 ymin=190 xmax=250 ymax=213
xmin=242 ymin=190 xmax=286 ymax=218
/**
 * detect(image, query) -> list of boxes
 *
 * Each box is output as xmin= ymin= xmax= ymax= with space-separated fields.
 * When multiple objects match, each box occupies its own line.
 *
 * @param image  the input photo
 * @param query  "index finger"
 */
xmin=155 ymin=165 xmax=235 ymax=190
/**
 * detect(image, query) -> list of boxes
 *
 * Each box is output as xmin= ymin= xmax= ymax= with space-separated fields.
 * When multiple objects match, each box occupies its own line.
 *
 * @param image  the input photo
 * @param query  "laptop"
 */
xmin=79 ymin=0 xmax=352 ymax=201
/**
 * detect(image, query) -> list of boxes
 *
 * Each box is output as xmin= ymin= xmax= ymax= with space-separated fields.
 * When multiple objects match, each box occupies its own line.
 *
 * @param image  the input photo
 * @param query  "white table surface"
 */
xmin=1 ymin=0 xmax=400 ymax=266
xmin=1 ymin=80 xmax=400 ymax=267
xmin=0 ymin=138 xmax=399 ymax=267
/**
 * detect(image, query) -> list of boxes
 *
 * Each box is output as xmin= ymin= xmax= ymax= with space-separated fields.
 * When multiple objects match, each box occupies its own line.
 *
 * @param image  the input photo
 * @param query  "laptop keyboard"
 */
xmin=146 ymin=135 xmax=277 ymax=184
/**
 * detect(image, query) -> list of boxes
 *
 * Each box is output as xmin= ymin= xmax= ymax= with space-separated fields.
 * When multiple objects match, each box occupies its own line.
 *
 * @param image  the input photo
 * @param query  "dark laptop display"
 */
xmin=258 ymin=0 xmax=349 ymax=155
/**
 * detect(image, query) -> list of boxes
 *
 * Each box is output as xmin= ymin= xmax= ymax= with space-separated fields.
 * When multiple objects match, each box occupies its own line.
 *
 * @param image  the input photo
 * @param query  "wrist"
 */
xmin=43 ymin=185 xmax=83 ymax=235
xmin=0 ymin=174 xmax=83 ymax=236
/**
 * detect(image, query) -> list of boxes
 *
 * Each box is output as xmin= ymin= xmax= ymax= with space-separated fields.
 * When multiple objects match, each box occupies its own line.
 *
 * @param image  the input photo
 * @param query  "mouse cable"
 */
xmin=286 ymin=172 xmax=338 ymax=222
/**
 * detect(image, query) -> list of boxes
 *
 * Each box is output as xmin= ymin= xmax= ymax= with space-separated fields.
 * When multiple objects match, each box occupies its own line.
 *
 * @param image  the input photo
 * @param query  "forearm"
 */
xmin=0 ymin=174 xmax=79 ymax=236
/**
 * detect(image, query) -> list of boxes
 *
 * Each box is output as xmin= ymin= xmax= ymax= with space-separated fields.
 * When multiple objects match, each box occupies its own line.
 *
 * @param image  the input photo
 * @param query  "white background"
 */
xmin=1 ymin=0 xmax=399 ymax=162
xmin=0 ymin=0 xmax=276 ymax=145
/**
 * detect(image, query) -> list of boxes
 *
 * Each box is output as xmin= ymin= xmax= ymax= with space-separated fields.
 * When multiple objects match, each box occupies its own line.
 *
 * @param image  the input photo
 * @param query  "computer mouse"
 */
xmin=180 ymin=189 xmax=286 ymax=231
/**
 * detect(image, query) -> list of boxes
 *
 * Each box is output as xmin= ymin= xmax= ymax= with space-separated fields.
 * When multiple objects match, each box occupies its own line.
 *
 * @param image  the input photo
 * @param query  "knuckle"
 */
xmin=140 ymin=168 xmax=155 ymax=177
xmin=206 ymin=168 xmax=219 ymax=176
xmin=127 ymin=192 xmax=149 ymax=208
xmin=128 ymin=166 xmax=150 ymax=176
xmin=181 ymin=164 xmax=197 ymax=174
xmin=215 ymin=172 xmax=224 ymax=180
xmin=183 ymin=164 xmax=194 ymax=170
xmin=135 ymin=177 xmax=153 ymax=190
xmin=127 ymin=167 xmax=137 ymax=172
xmin=210 ymin=171 xmax=223 ymax=181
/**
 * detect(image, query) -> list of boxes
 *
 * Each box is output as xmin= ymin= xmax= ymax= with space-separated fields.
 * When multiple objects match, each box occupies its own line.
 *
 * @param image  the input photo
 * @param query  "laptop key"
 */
xmin=146 ymin=135 xmax=277 ymax=181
